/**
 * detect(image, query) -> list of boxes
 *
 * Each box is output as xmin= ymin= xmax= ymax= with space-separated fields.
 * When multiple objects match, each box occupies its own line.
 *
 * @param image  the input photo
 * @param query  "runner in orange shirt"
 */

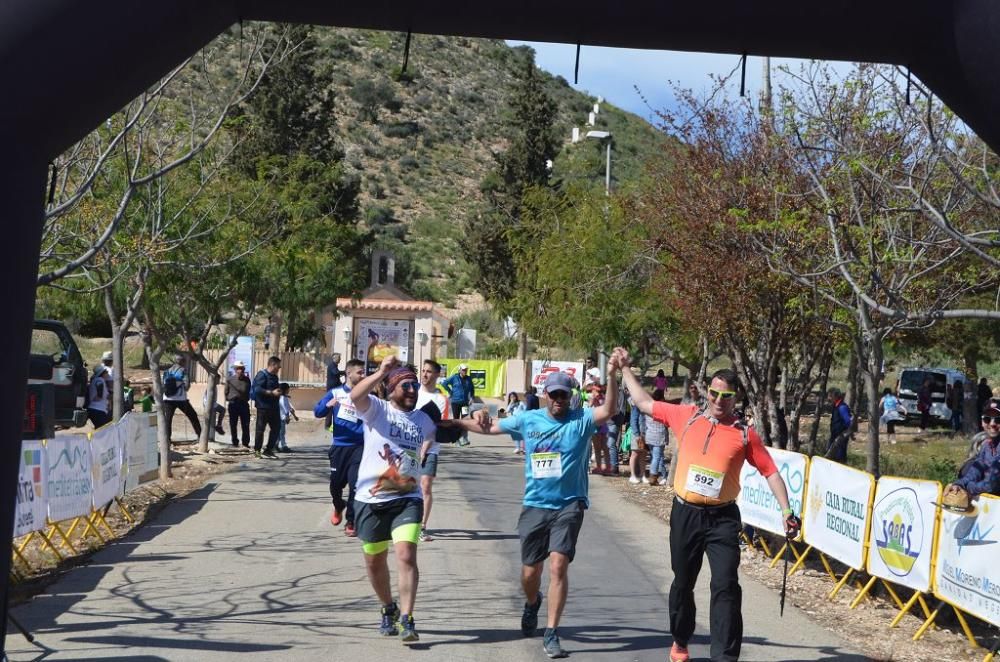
xmin=614 ymin=347 xmax=800 ymax=662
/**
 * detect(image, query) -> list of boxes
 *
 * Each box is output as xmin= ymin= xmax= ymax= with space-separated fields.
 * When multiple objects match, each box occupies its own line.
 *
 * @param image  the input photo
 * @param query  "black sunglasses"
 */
xmin=399 ymin=382 xmax=420 ymax=392
xmin=982 ymin=415 xmax=1000 ymax=425
xmin=548 ymin=390 xmax=570 ymax=401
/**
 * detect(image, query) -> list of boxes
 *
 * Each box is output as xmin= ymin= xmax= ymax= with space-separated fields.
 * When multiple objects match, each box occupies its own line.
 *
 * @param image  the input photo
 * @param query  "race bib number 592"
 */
xmin=685 ymin=464 xmax=724 ymax=499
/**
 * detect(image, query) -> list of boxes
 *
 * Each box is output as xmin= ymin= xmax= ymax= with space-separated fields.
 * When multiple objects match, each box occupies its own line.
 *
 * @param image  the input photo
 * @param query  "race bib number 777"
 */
xmin=531 ymin=452 xmax=562 ymax=479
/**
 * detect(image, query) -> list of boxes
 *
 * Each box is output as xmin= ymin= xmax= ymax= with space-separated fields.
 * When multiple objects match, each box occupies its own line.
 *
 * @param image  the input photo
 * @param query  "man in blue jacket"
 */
xmin=315 ymin=358 xmax=366 ymax=536
xmin=826 ymin=387 xmax=853 ymax=463
xmin=442 ymin=363 xmax=475 ymax=419
xmin=252 ymin=356 xmax=283 ymax=459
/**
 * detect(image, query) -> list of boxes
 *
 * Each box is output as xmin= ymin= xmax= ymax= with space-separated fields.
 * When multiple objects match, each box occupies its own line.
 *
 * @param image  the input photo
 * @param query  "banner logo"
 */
xmin=23 ymin=448 xmax=43 ymax=498
xmin=873 ymin=487 xmax=922 ymax=576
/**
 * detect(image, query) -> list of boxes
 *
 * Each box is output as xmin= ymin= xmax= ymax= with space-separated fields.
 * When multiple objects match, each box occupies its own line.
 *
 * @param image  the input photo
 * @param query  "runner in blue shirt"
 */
xmin=314 ymin=359 xmax=366 ymax=536
xmin=447 ymin=355 xmax=621 ymax=659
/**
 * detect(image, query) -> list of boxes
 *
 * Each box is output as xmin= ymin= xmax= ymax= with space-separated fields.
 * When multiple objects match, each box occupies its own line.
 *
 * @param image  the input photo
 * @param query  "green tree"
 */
xmin=463 ymin=51 xmax=559 ymax=310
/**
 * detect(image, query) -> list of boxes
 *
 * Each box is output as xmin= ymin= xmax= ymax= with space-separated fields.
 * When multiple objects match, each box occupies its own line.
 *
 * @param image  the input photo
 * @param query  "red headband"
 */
xmin=386 ymin=368 xmax=418 ymax=393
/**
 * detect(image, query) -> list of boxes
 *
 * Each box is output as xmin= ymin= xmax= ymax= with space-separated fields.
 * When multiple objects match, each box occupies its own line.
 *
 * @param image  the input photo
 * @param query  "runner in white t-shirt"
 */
xmin=351 ymin=355 xmax=436 ymax=644
xmin=414 ymin=359 xmax=451 ymax=542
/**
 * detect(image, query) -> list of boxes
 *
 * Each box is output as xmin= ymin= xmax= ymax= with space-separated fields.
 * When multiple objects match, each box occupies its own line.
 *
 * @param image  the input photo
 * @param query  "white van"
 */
xmin=896 ymin=367 xmax=967 ymax=423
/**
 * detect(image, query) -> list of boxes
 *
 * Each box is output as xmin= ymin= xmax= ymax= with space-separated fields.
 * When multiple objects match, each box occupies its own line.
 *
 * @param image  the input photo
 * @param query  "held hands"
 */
xmin=784 ymin=513 xmax=802 ymax=539
xmin=612 ymin=347 xmax=632 ymax=369
xmin=472 ymin=408 xmax=492 ymax=432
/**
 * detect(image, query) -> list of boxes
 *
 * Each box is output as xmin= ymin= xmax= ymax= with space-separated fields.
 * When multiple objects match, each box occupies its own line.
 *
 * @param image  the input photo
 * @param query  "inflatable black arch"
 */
xmin=2 ymin=0 xmax=999 ymax=647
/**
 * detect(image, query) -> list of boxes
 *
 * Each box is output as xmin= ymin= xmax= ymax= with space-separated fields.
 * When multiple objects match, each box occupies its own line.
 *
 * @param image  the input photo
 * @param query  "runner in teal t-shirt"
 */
xmin=446 ymin=356 xmax=621 ymax=660
xmin=499 ymin=407 xmax=596 ymax=510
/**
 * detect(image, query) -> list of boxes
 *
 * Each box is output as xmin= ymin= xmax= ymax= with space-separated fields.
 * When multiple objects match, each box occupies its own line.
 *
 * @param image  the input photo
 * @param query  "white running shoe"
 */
xmin=628 ymin=476 xmax=641 ymax=484
xmin=642 ymin=476 xmax=650 ymax=484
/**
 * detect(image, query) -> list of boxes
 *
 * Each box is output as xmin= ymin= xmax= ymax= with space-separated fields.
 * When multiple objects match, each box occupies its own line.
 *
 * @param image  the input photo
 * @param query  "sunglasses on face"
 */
xmin=399 ymin=382 xmax=420 ymax=392
xmin=548 ymin=390 xmax=570 ymax=401
xmin=707 ymin=388 xmax=736 ymax=401
xmin=982 ymin=416 xmax=1000 ymax=425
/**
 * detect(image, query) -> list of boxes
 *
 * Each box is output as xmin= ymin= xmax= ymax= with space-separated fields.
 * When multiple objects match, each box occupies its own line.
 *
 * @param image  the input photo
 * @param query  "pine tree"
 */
xmin=463 ymin=51 xmax=559 ymax=309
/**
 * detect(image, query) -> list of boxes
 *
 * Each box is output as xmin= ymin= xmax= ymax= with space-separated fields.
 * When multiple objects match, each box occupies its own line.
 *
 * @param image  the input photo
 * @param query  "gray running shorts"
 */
xmin=421 ymin=452 xmax=439 ymax=477
xmin=517 ymin=500 xmax=586 ymax=565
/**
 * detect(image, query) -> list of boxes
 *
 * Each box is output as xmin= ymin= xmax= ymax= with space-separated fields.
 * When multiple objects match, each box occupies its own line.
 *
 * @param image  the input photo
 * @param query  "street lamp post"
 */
xmin=585 ymin=130 xmax=611 ymax=195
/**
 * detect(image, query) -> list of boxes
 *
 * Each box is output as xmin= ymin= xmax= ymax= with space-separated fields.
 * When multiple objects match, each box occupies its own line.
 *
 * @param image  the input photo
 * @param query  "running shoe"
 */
xmin=379 ymin=602 xmax=400 ymax=636
xmin=399 ymin=614 xmax=419 ymax=643
xmin=521 ymin=592 xmax=542 ymax=636
xmin=253 ymin=450 xmax=262 ymax=458
xmin=628 ymin=476 xmax=641 ymax=484
xmin=330 ymin=507 xmax=344 ymax=526
xmin=344 ymin=523 xmax=357 ymax=537
xmin=669 ymin=642 xmax=690 ymax=661
xmin=542 ymin=629 xmax=567 ymax=659
xmin=261 ymin=450 xmax=278 ymax=459
xmin=419 ymin=529 xmax=433 ymax=543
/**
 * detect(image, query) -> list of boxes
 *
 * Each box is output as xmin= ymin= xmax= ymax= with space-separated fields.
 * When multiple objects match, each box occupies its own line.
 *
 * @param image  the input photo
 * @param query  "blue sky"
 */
xmin=506 ymin=41 xmax=824 ymax=125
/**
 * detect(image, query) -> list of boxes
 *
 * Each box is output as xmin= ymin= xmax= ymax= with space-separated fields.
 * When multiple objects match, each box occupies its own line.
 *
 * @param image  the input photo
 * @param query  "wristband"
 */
xmin=782 ymin=508 xmax=793 ymax=516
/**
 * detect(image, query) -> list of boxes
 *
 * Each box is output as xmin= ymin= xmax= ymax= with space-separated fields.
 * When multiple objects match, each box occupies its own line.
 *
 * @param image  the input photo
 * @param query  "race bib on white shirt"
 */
xmin=398 ymin=450 xmax=420 ymax=478
xmin=531 ymin=452 xmax=562 ymax=479
xmin=685 ymin=464 xmax=724 ymax=499
xmin=335 ymin=390 xmax=359 ymax=422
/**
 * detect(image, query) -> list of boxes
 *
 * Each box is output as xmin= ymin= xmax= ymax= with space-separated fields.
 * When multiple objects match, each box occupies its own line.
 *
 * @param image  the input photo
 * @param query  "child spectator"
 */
xmin=277 ymin=383 xmax=298 ymax=452
xmin=138 ymin=385 xmax=154 ymax=413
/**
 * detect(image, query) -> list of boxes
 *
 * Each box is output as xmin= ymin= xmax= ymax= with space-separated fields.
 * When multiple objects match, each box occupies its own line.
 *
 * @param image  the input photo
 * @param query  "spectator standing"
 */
xmin=627 ymin=389 xmax=647 ymax=483
xmin=643 ymin=391 xmax=668 ymax=486
xmin=653 ymin=369 xmax=668 ymax=399
xmin=326 ymin=353 xmax=343 ymax=390
xmin=978 ymin=377 xmax=992 ymax=417
xmin=252 ymin=356 xmax=283 ymax=459
xmin=162 ymin=354 xmax=202 ymax=442
xmin=826 ymin=387 xmax=853 ymax=462
xmin=138 ymin=385 xmax=154 ymax=413
xmin=949 ymin=380 xmax=964 ymax=435
xmin=524 ymin=386 xmax=540 ymax=411
xmin=917 ymin=378 xmax=933 ymax=432
xmin=879 ymin=387 xmax=903 ymax=445
xmin=100 ymin=350 xmax=114 ymax=380
xmin=277 ymin=383 xmax=298 ymax=452
xmin=87 ymin=364 xmax=112 ymax=428
xmin=225 ymin=361 xmax=251 ymax=448
xmin=442 ymin=363 xmax=475 ymax=419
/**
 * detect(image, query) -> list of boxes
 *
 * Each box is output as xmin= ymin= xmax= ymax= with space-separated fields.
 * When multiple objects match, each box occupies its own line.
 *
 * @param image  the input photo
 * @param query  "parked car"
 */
xmin=896 ymin=367 xmax=966 ymax=424
xmin=28 ymin=320 xmax=88 ymax=428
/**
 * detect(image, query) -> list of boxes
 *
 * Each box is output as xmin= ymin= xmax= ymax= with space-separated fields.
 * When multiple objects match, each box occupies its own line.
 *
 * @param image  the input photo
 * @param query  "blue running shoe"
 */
xmin=379 ymin=602 xmax=399 ymax=636
xmin=399 ymin=614 xmax=419 ymax=644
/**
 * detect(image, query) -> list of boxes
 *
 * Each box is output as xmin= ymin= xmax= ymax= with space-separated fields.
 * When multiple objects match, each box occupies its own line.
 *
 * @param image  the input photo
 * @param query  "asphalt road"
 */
xmin=6 ymin=423 xmax=868 ymax=661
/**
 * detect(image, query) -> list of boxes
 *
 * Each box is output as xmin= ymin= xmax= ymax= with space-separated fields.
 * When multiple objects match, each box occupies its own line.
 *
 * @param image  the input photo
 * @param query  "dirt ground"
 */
xmin=611 ymin=475 xmax=994 ymax=662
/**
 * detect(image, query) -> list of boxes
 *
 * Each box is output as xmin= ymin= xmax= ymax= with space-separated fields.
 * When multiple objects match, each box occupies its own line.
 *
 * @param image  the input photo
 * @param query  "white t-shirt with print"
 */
xmin=415 ymin=388 xmax=450 ymax=455
xmin=355 ymin=395 xmax=436 ymax=504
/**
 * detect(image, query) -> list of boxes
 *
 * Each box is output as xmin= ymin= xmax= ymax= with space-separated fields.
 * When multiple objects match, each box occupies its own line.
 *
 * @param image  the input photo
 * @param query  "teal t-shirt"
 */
xmin=499 ymin=407 xmax=596 ymax=510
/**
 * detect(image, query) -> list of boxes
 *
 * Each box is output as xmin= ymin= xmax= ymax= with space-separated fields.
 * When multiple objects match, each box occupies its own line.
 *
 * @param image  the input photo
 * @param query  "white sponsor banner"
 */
xmin=866 ymin=477 xmax=940 ymax=592
xmin=933 ymin=493 xmax=1000 ymax=626
xmin=530 ymin=361 xmax=585 ymax=388
xmin=14 ymin=440 xmax=48 ymax=538
xmin=46 ymin=434 xmax=94 ymax=521
xmin=122 ymin=412 xmax=159 ymax=492
xmin=91 ymin=424 xmax=122 ymax=509
xmin=803 ymin=457 xmax=875 ymax=570
xmin=737 ymin=448 xmax=808 ymax=540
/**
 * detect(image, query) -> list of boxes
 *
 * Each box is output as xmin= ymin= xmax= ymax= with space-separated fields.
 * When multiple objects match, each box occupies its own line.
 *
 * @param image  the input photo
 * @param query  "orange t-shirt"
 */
xmin=652 ymin=402 xmax=778 ymax=505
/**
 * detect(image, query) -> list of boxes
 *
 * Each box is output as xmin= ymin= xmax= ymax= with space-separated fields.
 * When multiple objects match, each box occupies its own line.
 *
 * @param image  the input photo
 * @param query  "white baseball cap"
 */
xmin=458 ymin=363 xmax=468 ymax=371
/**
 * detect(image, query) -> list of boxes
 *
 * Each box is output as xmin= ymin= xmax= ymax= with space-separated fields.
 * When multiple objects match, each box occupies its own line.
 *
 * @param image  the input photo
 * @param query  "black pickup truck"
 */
xmin=28 ymin=319 xmax=88 ymax=428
